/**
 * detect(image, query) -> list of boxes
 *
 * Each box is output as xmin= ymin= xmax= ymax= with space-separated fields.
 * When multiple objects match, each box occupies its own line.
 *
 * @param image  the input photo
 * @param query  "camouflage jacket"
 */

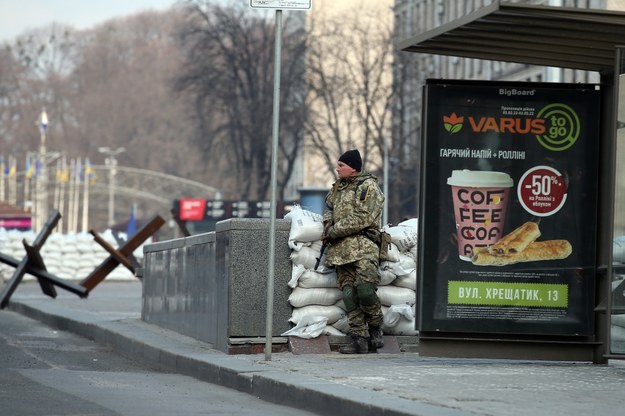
xmin=322 ymin=171 xmax=384 ymax=266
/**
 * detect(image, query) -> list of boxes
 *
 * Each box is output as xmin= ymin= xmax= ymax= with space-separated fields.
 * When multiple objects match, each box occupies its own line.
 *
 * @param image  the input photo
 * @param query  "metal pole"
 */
xmin=265 ymin=9 xmax=282 ymax=361
xmin=383 ymin=136 xmax=389 ymax=226
xmin=36 ymin=109 xmax=49 ymax=233
xmin=108 ymin=157 xmax=117 ymax=228
xmin=99 ymin=147 xmax=124 ymax=228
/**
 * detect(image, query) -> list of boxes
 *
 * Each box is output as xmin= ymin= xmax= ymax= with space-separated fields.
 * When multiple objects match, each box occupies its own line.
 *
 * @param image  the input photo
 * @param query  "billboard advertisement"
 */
xmin=419 ymin=80 xmax=600 ymax=336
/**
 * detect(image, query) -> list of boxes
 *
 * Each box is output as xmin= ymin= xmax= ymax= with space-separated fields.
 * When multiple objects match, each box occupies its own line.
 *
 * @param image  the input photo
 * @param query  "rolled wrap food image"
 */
xmin=488 ymin=221 xmax=540 ymax=255
xmin=472 ymin=221 xmax=572 ymax=266
xmin=447 ymin=169 xmax=513 ymax=261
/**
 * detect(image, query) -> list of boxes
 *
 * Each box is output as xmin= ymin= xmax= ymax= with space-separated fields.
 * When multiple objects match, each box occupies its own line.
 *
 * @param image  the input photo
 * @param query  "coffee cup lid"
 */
xmin=447 ymin=169 xmax=513 ymax=187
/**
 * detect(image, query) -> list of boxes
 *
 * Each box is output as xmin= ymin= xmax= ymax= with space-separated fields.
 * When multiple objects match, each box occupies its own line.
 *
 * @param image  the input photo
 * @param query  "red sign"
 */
xmin=179 ymin=198 xmax=207 ymax=221
xmin=0 ymin=218 xmax=31 ymax=228
xmin=518 ymin=165 xmax=567 ymax=216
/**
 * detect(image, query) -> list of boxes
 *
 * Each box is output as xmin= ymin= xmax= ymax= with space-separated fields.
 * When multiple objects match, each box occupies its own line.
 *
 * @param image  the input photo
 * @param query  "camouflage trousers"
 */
xmin=336 ymin=258 xmax=383 ymax=338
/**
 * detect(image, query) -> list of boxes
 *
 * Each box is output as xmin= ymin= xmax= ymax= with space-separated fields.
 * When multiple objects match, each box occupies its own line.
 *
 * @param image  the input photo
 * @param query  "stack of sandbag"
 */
xmin=377 ymin=218 xmax=418 ymax=335
xmin=285 ymin=206 xmax=346 ymax=336
xmin=284 ymin=205 xmax=419 ymax=337
xmin=0 ymin=228 xmax=145 ymax=282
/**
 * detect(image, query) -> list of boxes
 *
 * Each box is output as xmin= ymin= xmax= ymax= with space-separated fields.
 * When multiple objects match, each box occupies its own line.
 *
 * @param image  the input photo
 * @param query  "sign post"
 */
xmin=250 ymin=0 xmax=311 ymax=10
xmin=249 ymin=0 xmax=311 ymax=361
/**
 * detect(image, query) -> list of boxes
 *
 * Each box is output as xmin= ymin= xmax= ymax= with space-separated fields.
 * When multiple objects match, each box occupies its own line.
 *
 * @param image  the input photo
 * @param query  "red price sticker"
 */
xmin=517 ymin=166 xmax=567 ymax=217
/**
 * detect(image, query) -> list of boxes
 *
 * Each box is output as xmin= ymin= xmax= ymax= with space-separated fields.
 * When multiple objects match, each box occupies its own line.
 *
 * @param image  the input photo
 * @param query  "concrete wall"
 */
xmin=142 ymin=218 xmax=292 ymax=353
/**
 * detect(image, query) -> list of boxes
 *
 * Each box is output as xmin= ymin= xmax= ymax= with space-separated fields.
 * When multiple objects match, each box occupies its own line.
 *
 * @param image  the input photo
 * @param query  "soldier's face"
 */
xmin=336 ymin=161 xmax=357 ymax=179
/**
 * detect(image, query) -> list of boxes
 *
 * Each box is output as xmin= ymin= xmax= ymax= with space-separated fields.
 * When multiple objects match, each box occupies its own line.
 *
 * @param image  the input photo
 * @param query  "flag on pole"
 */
xmin=126 ymin=205 xmax=137 ymax=238
xmin=25 ymin=155 xmax=34 ymax=179
xmin=9 ymin=157 xmax=16 ymax=177
xmin=85 ymin=158 xmax=96 ymax=183
xmin=60 ymin=157 xmax=70 ymax=183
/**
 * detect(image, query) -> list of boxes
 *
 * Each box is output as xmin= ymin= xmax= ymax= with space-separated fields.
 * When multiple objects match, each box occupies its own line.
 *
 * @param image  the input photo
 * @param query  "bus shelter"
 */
xmin=400 ymin=1 xmax=625 ymax=363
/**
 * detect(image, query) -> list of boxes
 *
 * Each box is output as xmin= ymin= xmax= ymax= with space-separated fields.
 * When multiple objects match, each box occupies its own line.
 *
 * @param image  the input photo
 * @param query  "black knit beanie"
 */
xmin=338 ymin=149 xmax=362 ymax=172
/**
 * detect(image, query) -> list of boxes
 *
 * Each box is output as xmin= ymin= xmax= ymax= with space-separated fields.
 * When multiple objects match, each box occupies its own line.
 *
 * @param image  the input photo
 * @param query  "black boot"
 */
xmin=339 ymin=335 xmax=369 ymax=354
xmin=368 ymin=326 xmax=384 ymax=351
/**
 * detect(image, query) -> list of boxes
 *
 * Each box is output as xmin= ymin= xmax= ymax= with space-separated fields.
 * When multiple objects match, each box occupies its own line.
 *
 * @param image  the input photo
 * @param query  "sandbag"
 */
xmin=288 ymin=287 xmax=342 ymax=307
xmin=288 ymin=264 xmax=306 ymax=288
xmin=285 ymin=205 xmax=324 ymax=243
xmin=379 ymin=268 xmax=396 ymax=285
xmin=383 ymin=318 xmax=418 ymax=335
xmin=322 ymin=325 xmax=346 ymax=336
xmin=281 ymin=315 xmax=327 ymax=339
xmin=298 ymin=269 xmax=338 ymax=288
xmin=290 ymin=246 xmax=322 ymax=270
xmin=382 ymin=304 xmax=415 ymax=327
xmin=384 ymin=223 xmax=418 ymax=252
xmin=290 ymin=305 xmax=346 ymax=325
xmin=377 ymin=286 xmax=416 ymax=306
xmin=393 ymin=269 xmax=417 ymax=290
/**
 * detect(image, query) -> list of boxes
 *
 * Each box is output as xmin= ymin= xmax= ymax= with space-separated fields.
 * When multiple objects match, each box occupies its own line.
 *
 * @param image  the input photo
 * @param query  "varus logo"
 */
xmin=442 ymin=113 xmax=545 ymax=135
xmin=468 ymin=117 xmax=546 ymax=134
xmin=441 ymin=103 xmax=580 ymax=152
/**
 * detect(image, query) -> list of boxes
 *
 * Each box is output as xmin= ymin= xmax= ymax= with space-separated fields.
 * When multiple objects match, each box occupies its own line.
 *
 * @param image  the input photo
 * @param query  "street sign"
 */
xmin=249 ymin=0 xmax=311 ymax=10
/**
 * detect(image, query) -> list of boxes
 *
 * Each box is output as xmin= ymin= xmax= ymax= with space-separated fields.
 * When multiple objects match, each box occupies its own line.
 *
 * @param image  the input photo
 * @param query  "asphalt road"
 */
xmin=0 ymin=309 xmax=319 ymax=416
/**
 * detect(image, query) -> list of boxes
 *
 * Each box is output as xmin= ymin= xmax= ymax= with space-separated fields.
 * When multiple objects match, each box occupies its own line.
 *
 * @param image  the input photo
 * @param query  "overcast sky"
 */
xmin=0 ymin=0 xmax=180 ymax=43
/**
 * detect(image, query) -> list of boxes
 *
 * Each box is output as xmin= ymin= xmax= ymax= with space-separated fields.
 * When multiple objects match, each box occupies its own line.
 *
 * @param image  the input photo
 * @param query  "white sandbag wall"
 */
xmin=285 ymin=206 xmax=419 ymax=337
xmin=0 ymin=228 xmax=145 ymax=282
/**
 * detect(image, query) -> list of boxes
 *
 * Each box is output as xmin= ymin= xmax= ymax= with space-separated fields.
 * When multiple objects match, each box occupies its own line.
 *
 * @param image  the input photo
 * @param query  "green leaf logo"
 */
xmin=443 ymin=113 xmax=464 ymax=134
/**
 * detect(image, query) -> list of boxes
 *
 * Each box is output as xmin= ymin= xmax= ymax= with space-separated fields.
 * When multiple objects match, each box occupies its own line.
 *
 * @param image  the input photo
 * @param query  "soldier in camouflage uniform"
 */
xmin=322 ymin=149 xmax=385 ymax=354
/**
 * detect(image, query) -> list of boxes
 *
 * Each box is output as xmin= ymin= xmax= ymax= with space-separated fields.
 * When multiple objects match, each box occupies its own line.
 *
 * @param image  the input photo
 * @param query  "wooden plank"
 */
xmin=0 ymin=259 xmax=30 ymax=309
xmin=89 ymin=230 xmax=135 ymax=273
xmin=0 ymin=210 xmax=61 ymax=308
xmin=110 ymin=231 xmax=140 ymax=270
xmin=80 ymin=215 xmax=165 ymax=292
xmin=23 ymin=241 xmax=56 ymax=298
xmin=0 ymin=253 xmax=87 ymax=298
xmin=31 ymin=210 xmax=61 ymax=249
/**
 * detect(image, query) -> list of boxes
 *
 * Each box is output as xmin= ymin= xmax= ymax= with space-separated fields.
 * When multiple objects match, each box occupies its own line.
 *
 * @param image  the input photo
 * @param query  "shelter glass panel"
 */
xmin=612 ymin=47 xmax=625 ymax=355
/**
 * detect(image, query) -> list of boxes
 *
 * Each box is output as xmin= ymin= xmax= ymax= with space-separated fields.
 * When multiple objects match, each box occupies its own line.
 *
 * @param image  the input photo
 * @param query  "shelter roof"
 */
xmin=399 ymin=1 xmax=625 ymax=72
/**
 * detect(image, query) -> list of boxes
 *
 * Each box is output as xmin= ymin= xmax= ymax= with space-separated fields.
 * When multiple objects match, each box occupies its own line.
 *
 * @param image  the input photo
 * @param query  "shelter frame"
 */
xmin=401 ymin=1 xmax=625 ymax=363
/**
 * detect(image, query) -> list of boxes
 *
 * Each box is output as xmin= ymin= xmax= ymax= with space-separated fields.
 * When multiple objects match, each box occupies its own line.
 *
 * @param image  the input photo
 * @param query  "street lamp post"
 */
xmin=98 ymin=146 xmax=126 ymax=228
xmin=35 ymin=109 xmax=48 ymax=232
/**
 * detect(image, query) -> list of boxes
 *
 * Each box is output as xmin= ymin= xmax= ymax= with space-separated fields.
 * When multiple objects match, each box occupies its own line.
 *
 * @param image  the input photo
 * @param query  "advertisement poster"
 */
xmin=419 ymin=80 xmax=600 ymax=336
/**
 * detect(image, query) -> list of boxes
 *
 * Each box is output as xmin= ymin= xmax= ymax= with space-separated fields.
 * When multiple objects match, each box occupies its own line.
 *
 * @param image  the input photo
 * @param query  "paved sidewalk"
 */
xmin=5 ymin=281 xmax=625 ymax=416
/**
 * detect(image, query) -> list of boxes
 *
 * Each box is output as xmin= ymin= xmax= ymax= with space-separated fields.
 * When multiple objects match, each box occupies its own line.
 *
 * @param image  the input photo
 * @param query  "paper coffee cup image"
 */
xmin=447 ymin=170 xmax=513 ymax=261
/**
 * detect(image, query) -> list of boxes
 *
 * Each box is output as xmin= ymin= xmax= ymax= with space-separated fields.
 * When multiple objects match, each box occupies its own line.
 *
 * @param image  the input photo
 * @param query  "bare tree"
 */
xmin=175 ymin=0 xmax=307 ymax=200
xmin=0 ymin=10 xmax=220 ymax=231
xmin=68 ymin=11 xmax=204 ymax=176
xmin=0 ymin=24 xmax=77 ymax=156
xmin=306 ymin=6 xmax=410 ymax=222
